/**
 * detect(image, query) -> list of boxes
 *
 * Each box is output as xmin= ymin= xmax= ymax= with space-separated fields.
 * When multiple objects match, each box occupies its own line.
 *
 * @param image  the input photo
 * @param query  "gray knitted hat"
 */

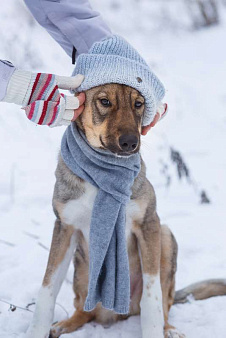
xmin=72 ymin=35 xmax=165 ymax=126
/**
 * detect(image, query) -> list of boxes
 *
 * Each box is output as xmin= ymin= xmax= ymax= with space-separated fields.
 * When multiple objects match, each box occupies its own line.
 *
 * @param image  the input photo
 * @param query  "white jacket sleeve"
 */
xmin=0 ymin=60 xmax=15 ymax=102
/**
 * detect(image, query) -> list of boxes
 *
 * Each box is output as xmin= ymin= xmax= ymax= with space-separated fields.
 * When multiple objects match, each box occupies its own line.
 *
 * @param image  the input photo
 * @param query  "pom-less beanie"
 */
xmin=72 ymin=35 xmax=165 ymax=126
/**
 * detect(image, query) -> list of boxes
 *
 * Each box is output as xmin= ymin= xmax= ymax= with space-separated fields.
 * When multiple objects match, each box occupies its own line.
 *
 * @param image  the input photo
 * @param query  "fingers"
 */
xmin=72 ymin=104 xmax=85 ymax=121
xmin=141 ymin=103 xmax=168 ymax=136
xmin=56 ymin=74 xmax=84 ymax=90
xmin=141 ymin=113 xmax=160 ymax=135
xmin=71 ymin=93 xmax=86 ymax=121
xmin=64 ymin=93 xmax=86 ymax=122
xmin=76 ymin=92 xmax=86 ymax=106
xmin=157 ymin=103 xmax=168 ymax=120
xmin=64 ymin=104 xmax=85 ymax=123
xmin=65 ymin=93 xmax=85 ymax=110
xmin=141 ymin=124 xmax=152 ymax=136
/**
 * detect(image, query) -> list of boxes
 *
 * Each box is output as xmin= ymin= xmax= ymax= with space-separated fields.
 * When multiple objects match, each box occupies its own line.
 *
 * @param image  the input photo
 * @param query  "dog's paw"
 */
xmin=165 ymin=328 xmax=186 ymax=338
xmin=49 ymin=322 xmax=65 ymax=338
xmin=49 ymin=331 xmax=58 ymax=338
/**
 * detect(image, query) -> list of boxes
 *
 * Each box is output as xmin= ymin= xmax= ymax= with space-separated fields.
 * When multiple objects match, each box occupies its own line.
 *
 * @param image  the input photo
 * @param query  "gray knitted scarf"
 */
xmin=61 ymin=123 xmax=141 ymax=314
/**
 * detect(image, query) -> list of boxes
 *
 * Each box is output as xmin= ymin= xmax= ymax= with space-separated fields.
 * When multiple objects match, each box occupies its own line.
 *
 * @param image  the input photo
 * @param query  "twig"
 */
xmin=0 ymin=299 xmax=33 ymax=313
xmin=30 ymin=219 xmax=40 ymax=226
xmin=23 ymin=231 xmax=39 ymax=240
xmin=0 ymin=299 xmax=69 ymax=318
xmin=0 ymin=239 xmax=15 ymax=247
xmin=38 ymin=242 xmax=49 ymax=251
xmin=26 ymin=302 xmax=35 ymax=310
xmin=55 ymin=302 xmax=69 ymax=318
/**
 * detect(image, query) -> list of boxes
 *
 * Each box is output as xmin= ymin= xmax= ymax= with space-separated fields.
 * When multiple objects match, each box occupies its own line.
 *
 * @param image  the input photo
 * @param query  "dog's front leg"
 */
xmin=25 ymin=220 xmax=76 ymax=338
xmin=133 ymin=217 xmax=164 ymax=338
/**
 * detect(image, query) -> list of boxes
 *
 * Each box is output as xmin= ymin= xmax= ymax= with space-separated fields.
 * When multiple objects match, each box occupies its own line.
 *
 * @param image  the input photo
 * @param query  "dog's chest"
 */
xmin=61 ymin=181 xmax=140 ymax=243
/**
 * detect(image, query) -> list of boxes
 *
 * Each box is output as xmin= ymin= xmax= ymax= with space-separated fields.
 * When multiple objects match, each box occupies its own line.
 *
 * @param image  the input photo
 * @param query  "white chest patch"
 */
xmin=61 ymin=182 xmax=141 ymax=243
xmin=61 ymin=182 xmax=98 ymax=241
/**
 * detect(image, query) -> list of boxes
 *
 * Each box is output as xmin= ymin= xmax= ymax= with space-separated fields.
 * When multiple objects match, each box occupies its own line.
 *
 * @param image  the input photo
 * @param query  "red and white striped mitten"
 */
xmin=4 ymin=70 xmax=84 ymax=127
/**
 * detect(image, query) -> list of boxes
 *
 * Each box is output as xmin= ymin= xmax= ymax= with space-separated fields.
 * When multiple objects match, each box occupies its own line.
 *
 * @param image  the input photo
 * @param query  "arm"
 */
xmin=1 ymin=0 xmax=111 ymax=125
xmin=0 ymin=60 xmax=15 ymax=101
xmin=0 ymin=59 xmax=85 ymax=127
xmin=24 ymin=0 xmax=112 ymax=61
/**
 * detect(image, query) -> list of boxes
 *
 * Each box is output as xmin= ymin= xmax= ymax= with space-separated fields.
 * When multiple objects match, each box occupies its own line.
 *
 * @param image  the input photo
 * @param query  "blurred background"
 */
xmin=0 ymin=1 xmax=225 ymax=337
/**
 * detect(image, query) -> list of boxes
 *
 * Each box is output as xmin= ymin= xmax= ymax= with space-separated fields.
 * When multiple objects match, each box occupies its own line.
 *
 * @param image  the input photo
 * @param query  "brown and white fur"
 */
xmin=24 ymin=84 xmax=226 ymax=338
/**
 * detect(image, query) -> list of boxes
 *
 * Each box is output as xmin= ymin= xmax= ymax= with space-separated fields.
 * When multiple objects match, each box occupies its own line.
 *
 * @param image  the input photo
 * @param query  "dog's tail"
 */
xmin=174 ymin=279 xmax=226 ymax=304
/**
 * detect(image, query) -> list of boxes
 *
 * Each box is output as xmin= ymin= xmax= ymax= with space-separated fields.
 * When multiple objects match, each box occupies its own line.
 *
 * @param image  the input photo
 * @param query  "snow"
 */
xmin=0 ymin=1 xmax=226 ymax=337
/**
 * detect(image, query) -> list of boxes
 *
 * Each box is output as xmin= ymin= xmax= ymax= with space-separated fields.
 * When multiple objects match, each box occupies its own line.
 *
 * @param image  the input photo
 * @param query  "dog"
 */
xmin=24 ymin=84 xmax=226 ymax=338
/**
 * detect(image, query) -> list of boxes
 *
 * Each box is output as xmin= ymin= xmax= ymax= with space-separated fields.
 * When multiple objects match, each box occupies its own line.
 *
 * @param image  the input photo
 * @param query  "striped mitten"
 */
xmin=4 ymin=69 xmax=84 ymax=127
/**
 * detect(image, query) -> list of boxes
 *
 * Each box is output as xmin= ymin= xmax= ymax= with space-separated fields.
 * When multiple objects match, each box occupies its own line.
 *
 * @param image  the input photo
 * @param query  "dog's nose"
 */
xmin=119 ymin=134 xmax=138 ymax=152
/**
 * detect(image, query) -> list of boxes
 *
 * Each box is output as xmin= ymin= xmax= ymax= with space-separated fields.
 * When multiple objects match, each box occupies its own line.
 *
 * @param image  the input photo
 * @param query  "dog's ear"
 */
xmin=141 ymin=103 xmax=168 ymax=136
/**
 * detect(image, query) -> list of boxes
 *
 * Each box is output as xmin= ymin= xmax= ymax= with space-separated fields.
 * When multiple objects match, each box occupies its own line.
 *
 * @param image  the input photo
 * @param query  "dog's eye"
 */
xmin=135 ymin=101 xmax=143 ymax=108
xmin=100 ymin=99 xmax=111 ymax=107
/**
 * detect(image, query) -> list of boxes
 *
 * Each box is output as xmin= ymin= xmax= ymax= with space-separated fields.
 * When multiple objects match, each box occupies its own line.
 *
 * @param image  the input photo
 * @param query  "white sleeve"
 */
xmin=0 ymin=60 xmax=16 ymax=101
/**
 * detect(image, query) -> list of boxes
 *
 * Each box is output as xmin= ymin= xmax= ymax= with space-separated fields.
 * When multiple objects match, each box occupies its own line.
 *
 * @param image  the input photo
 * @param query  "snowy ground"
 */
xmin=0 ymin=1 xmax=226 ymax=337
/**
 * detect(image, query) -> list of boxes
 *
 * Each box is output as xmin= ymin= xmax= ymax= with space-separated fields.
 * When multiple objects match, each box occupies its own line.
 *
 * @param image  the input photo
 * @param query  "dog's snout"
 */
xmin=119 ymin=134 xmax=138 ymax=152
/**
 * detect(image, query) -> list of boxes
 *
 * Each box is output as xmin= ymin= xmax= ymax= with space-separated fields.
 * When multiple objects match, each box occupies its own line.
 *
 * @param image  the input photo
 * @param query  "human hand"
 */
xmin=4 ymin=70 xmax=85 ymax=127
xmin=24 ymin=73 xmax=85 ymax=127
xmin=141 ymin=103 xmax=168 ymax=135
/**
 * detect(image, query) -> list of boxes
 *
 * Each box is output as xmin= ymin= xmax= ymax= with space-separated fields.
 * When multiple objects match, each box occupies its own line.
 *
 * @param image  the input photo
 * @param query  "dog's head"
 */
xmin=76 ymin=84 xmax=145 ymax=156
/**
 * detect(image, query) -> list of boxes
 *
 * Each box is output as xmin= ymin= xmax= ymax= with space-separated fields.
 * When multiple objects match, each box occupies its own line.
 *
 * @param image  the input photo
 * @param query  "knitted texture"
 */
xmin=24 ymin=73 xmax=63 ymax=126
xmin=61 ymin=123 xmax=141 ymax=314
xmin=72 ymin=35 xmax=165 ymax=126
